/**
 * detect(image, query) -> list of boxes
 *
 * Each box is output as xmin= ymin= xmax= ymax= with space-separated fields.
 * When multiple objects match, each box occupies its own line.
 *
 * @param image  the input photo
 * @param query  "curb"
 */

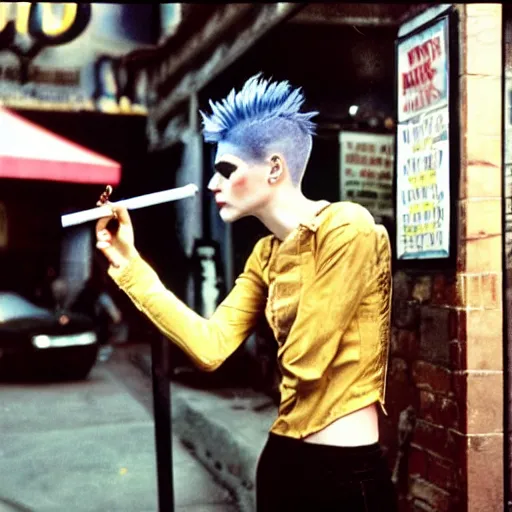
xmin=0 ymin=497 xmax=33 ymax=512
xmin=129 ymin=351 xmax=277 ymax=512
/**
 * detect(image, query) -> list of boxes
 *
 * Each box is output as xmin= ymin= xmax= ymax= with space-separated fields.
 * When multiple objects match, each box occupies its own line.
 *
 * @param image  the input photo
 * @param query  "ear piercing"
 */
xmin=269 ymin=156 xmax=281 ymax=184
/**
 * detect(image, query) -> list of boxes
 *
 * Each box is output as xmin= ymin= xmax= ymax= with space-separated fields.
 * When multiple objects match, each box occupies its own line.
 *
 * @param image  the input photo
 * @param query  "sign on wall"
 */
xmin=396 ymin=108 xmax=450 ymax=259
xmin=0 ymin=3 xmax=159 ymax=114
xmin=397 ymin=16 xmax=449 ymax=124
xmin=395 ymin=14 xmax=454 ymax=261
xmin=339 ymin=131 xmax=394 ymax=220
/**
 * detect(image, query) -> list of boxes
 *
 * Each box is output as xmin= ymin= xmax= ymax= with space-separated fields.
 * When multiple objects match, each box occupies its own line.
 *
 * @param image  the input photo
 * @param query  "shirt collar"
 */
xmin=299 ymin=201 xmax=332 ymax=232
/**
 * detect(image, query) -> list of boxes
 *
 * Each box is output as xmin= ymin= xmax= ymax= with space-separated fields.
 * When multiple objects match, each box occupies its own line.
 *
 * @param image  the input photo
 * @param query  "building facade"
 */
xmin=139 ymin=3 xmax=508 ymax=511
xmin=1 ymin=3 xmax=507 ymax=510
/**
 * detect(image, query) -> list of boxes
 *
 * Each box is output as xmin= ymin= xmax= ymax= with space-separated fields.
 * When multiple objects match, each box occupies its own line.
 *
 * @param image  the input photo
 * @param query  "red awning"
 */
xmin=0 ymin=108 xmax=121 ymax=185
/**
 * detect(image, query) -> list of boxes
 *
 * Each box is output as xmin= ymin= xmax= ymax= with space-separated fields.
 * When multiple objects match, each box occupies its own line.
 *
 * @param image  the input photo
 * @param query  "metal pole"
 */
xmin=151 ymin=336 xmax=174 ymax=511
xmin=150 ymin=92 xmax=199 ymax=511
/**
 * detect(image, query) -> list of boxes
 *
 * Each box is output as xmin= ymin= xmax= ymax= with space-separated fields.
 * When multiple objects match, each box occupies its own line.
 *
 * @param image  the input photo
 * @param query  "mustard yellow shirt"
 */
xmin=108 ymin=201 xmax=393 ymax=439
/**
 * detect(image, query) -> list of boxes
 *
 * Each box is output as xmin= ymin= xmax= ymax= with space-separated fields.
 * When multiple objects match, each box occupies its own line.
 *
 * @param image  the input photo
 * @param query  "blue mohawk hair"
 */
xmin=200 ymin=74 xmax=319 ymax=184
xmin=200 ymin=73 xmax=318 ymax=141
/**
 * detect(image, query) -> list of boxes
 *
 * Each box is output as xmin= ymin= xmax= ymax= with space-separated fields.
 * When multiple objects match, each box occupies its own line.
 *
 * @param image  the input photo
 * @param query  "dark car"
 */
xmin=0 ymin=292 xmax=100 ymax=381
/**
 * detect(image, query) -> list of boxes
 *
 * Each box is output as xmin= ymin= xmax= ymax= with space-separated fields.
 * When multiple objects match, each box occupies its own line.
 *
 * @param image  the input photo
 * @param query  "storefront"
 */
xmin=142 ymin=3 xmax=506 ymax=510
xmin=0 ymin=3 xmax=175 ymax=335
xmin=0 ymin=107 xmax=121 ymax=304
xmin=2 ymin=2 xmax=502 ymax=510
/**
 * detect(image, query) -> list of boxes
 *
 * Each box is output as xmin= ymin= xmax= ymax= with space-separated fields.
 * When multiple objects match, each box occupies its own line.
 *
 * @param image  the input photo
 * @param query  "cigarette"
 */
xmin=61 ymin=184 xmax=199 ymax=228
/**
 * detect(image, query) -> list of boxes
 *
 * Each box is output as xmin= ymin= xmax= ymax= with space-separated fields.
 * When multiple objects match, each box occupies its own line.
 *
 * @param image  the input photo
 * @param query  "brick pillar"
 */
xmin=380 ymin=5 xmax=505 ymax=511
xmin=456 ymin=4 xmax=504 ymax=510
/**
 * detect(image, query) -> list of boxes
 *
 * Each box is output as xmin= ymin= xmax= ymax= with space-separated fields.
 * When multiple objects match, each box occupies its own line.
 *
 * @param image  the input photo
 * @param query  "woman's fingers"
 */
xmin=96 ymin=240 xmax=110 ymax=250
xmin=95 ymin=201 xmax=118 ymax=234
xmin=94 ymin=186 xmax=130 ymax=268
xmin=96 ymin=228 xmax=113 ymax=254
xmin=95 ymin=226 xmax=123 ymax=267
xmin=96 ymin=215 xmax=113 ymax=236
xmin=97 ymin=229 xmax=112 ymax=243
xmin=96 ymin=241 xmax=122 ymax=268
xmin=110 ymin=205 xmax=131 ymax=227
xmin=98 ymin=185 xmax=113 ymax=206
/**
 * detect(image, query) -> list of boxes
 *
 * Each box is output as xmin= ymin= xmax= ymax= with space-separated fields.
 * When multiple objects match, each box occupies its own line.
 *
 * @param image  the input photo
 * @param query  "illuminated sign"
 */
xmin=0 ymin=4 xmax=157 ymax=114
xmin=0 ymin=3 xmax=91 ymax=53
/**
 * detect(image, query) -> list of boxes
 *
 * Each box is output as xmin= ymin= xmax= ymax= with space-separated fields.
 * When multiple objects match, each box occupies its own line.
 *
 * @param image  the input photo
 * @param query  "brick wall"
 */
xmin=380 ymin=270 xmax=463 ymax=512
xmin=504 ymin=7 xmax=512 ymax=511
xmin=380 ymin=5 xmax=504 ymax=512
xmin=506 ymin=15 xmax=512 ymax=265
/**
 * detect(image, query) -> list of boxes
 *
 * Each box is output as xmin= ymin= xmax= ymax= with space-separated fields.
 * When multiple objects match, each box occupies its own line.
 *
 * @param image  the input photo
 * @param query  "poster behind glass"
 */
xmin=396 ymin=15 xmax=451 ymax=260
xmin=339 ymin=131 xmax=394 ymax=222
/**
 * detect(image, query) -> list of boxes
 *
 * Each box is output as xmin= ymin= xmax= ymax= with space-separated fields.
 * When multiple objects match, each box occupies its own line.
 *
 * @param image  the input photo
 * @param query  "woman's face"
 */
xmin=207 ymin=153 xmax=273 ymax=223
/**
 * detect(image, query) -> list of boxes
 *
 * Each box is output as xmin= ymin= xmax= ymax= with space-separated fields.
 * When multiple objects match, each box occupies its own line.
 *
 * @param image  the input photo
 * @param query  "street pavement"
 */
xmin=0 ymin=350 xmax=238 ymax=512
xmin=126 ymin=344 xmax=277 ymax=512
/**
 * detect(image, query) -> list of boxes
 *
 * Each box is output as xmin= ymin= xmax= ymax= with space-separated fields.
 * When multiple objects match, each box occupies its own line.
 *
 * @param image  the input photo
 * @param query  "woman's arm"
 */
xmin=95 ymin=203 xmax=268 ymax=371
xmin=108 ymin=240 xmax=268 ymax=371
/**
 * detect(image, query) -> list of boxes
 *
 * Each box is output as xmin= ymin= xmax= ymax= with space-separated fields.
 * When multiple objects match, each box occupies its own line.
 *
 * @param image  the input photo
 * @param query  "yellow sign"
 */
xmin=0 ymin=3 xmax=89 ymax=43
xmin=0 ymin=4 xmax=153 ymax=114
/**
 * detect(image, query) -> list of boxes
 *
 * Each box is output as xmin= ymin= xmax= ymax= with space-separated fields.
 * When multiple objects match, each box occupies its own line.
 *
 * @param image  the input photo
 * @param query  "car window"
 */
xmin=0 ymin=293 xmax=52 ymax=323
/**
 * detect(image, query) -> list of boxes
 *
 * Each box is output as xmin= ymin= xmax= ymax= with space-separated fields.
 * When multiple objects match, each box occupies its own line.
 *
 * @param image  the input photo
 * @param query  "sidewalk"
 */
xmin=0 ymin=352 xmax=239 ymax=512
xmin=0 ymin=498 xmax=31 ymax=512
xmin=128 ymin=344 xmax=277 ymax=512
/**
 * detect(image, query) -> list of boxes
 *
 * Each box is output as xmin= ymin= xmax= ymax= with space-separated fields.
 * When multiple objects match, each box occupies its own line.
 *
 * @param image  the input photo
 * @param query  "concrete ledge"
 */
xmin=130 ymin=351 xmax=277 ymax=512
xmin=0 ymin=498 xmax=33 ymax=512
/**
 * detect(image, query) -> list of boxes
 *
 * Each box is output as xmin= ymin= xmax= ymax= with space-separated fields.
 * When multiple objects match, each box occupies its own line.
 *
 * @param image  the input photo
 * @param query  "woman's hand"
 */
xmin=95 ymin=187 xmax=139 ymax=269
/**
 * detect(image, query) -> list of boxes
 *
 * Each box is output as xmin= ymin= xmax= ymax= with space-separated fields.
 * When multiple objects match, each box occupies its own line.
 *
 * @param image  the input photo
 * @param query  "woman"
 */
xmin=96 ymin=74 xmax=397 ymax=511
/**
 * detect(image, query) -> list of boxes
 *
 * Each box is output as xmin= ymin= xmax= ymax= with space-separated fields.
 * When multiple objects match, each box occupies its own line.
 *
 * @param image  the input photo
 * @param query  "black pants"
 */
xmin=256 ymin=433 xmax=398 ymax=511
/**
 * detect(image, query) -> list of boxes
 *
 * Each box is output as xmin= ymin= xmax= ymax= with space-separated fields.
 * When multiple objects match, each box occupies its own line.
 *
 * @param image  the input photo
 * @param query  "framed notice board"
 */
xmin=393 ymin=8 xmax=459 ymax=267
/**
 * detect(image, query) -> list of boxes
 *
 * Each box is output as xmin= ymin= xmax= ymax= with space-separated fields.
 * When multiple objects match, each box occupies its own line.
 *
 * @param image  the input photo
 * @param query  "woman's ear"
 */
xmin=268 ymin=155 xmax=283 ymax=184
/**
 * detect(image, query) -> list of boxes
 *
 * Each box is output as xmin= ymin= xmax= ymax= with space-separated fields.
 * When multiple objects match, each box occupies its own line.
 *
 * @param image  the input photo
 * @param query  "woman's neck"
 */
xmin=254 ymin=188 xmax=324 ymax=241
